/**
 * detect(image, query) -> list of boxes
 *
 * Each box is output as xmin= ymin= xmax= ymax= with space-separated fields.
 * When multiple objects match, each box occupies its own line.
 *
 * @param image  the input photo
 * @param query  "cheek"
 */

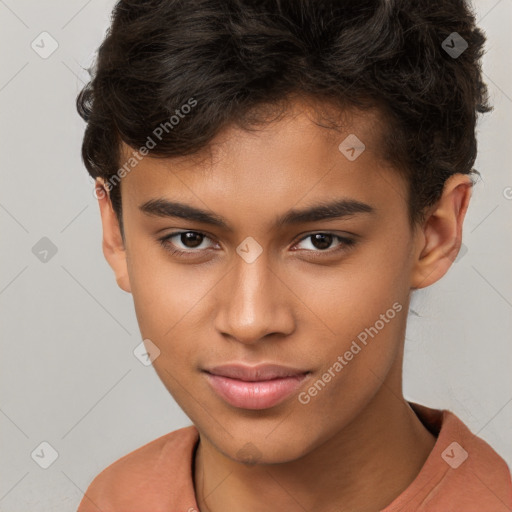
xmin=294 ymin=301 xmax=407 ymax=448
xmin=291 ymin=237 xmax=410 ymax=341
xmin=295 ymin=237 xmax=411 ymax=397
xmin=126 ymin=240 xmax=210 ymax=337
xmin=125 ymin=243 xmax=221 ymax=396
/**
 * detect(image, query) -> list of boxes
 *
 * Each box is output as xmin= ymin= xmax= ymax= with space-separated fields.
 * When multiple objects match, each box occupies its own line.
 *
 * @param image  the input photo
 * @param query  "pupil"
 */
xmin=312 ymin=233 xmax=332 ymax=250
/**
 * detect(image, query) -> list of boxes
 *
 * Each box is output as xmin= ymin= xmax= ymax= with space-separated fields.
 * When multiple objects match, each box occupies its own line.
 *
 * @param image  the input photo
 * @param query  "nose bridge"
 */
xmin=215 ymin=250 xmax=293 ymax=344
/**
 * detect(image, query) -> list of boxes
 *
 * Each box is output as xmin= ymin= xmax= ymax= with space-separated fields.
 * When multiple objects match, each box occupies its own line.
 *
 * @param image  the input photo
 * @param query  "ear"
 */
xmin=411 ymin=173 xmax=473 ymax=290
xmin=95 ymin=179 xmax=132 ymax=294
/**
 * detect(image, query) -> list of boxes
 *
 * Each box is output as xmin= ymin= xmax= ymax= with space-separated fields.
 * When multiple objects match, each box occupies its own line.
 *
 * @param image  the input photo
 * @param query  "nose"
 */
xmin=214 ymin=253 xmax=295 ymax=345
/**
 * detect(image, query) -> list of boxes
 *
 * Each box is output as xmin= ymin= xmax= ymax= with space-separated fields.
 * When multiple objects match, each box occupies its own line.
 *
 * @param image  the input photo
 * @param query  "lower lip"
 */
xmin=204 ymin=372 xmax=309 ymax=410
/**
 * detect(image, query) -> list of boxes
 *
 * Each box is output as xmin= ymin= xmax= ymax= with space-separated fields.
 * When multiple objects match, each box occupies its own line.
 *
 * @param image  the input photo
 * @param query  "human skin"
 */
xmin=96 ymin=97 xmax=472 ymax=511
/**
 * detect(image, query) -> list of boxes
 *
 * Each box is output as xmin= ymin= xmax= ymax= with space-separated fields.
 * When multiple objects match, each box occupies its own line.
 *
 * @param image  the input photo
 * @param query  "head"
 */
xmin=77 ymin=0 xmax=491 ymax=463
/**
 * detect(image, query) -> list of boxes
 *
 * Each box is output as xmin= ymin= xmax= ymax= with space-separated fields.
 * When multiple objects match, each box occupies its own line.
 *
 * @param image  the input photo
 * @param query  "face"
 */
xmin=105 ymin=100 xmax=422 ymax=463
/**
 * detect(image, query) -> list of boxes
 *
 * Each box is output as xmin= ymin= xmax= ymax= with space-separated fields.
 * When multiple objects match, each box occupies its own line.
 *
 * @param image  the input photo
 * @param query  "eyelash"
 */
xmin=157 ymin=231 xmax=357 ymax=259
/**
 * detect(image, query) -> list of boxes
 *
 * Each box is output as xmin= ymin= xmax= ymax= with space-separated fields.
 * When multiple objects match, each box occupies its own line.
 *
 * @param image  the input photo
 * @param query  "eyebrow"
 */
xmin=139 ymin=197 xmax=376 ymax=230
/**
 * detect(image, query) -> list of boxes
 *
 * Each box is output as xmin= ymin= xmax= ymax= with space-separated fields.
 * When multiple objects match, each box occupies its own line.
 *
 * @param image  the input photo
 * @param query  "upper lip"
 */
xmin=203 ymin=364 xmax=310 ymax=382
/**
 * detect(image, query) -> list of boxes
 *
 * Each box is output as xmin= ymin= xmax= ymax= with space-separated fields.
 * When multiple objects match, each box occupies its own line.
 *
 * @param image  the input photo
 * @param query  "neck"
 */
xmin=194 ymin=392 xmax=436 ymax=512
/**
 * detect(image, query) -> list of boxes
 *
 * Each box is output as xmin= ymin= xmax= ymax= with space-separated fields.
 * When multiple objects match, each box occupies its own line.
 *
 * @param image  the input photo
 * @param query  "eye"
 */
xmin=158 ymin=231 xmax=217 ymax=257
xmin=293 ymin=233 xmax=356 ymax=254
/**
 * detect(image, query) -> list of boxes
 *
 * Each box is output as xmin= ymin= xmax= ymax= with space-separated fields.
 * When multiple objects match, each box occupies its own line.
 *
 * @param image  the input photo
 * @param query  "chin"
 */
xmin=214 ymin=430 xmax=316 ymax=466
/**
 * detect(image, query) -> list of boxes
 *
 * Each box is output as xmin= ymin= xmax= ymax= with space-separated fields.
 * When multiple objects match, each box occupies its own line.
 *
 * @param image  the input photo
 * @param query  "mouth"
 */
xmin=202 ymin=364 xmax=311 ymax=410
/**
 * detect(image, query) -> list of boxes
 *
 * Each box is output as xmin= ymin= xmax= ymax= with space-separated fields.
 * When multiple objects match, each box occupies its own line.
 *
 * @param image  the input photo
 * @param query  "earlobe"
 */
xmin=95 ymin=178 xmax=132 ymax=294
xmin=411 ymin=174 xmax=473 ymax=290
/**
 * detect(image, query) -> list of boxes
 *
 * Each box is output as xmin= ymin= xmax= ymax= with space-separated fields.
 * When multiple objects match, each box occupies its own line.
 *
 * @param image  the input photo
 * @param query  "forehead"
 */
xmin=123 ymin=97 xmax=388 ymax=163
xmin=119 ymin=99 xmax=407 ymax=217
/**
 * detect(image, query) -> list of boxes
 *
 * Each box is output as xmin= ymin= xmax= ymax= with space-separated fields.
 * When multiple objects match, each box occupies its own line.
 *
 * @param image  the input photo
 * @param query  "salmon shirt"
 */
xmin=77 ymin=402 xmax=512 ymax=511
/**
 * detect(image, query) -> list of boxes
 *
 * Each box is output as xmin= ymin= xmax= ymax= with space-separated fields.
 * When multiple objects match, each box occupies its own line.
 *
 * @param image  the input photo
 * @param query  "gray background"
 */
xmin=0 ymin=0 xmax=511 ymax=510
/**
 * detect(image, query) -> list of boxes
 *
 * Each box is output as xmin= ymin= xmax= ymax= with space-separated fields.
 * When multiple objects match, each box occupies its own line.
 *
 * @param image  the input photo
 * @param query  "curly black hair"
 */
xmin=76 ymin=0 xmax=492 ymax=238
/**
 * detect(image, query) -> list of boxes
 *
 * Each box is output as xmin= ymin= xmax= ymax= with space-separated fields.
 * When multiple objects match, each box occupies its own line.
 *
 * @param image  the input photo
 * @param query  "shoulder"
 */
xmin=399 ymin=403 xmax=512 ymax=511
xmin=77 ymin=425 xmax=199 ymax=512
xmin=448 ymin=409 xmax=512 ymax=498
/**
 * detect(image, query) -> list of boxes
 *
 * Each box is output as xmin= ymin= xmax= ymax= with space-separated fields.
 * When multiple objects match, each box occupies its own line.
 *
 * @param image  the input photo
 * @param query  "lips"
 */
xmin=203 ymin=364 xmax=310 ymax=410
xmin=205 ymin=363 xmax=309 ymax=381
